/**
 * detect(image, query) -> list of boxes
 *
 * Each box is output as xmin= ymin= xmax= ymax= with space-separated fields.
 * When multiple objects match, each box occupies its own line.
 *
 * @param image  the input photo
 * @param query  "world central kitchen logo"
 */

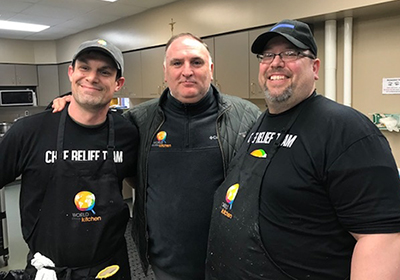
xmin=72 ymin=191 xmax=102 ymax=222
xmin=152 ymin=131 xmax=171 ymax=148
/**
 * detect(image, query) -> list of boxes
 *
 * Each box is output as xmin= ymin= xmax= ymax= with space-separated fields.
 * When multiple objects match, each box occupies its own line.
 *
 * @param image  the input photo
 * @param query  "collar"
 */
xmin=163 ymin=87 xmax=216 ymax=116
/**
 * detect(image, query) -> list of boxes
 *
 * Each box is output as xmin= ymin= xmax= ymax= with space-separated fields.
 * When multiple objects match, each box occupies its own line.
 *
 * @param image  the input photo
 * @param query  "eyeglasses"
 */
xmin=256 ymin=50 xmax=315 ymax=64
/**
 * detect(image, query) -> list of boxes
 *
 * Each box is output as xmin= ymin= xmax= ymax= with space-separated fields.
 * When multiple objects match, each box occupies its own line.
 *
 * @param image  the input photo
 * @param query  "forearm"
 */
xmin=351 ymin=233 xmax=400 ymax=280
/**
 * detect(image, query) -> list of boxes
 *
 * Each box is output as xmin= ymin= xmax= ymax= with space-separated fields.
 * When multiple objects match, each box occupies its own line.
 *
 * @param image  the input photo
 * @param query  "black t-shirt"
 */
xmin=0 ymin=109 xmax=138 ymax=241
xmin=246 ymin=94 xmax=400 ymax=279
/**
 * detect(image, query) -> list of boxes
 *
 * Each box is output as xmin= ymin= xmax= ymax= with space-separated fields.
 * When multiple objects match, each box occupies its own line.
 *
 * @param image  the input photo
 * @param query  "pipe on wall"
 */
xmin=324 ymin=20 xmax=337 ymax=101
xmin=343 ymin=17 xmax=353 ymax=107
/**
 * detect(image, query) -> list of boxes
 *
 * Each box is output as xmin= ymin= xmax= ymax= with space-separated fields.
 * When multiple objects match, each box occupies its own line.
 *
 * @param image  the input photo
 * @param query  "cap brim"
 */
xmin=73 ymin=46 xmax=121 ymax=70
xmin=251 ymin=32 xmax=309 ymax=54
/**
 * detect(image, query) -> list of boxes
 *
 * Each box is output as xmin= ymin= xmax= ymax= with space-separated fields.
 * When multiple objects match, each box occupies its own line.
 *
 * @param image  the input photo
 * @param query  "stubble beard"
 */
xmin=74 ymin=92 xmax=110 ymax=112
xmin=264 ymin=85 xmax=293 ymax=104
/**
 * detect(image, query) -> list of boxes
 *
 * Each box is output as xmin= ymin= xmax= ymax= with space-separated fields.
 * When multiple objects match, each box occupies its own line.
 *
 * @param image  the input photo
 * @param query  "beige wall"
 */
xmin=54 ymin=0 xmax=397 ymax=62
xmin=352 ymin=15 xmax=400 ymax=164
xmin=0 ymin=0 xmax=396 ymax=63
xmin=306 ymin=15 xmax=400 ymax=164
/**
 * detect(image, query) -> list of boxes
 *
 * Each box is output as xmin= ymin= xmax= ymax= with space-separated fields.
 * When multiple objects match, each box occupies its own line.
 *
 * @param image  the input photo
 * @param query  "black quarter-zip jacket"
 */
xmin=146 ymin=89 xmax=224 ymax=279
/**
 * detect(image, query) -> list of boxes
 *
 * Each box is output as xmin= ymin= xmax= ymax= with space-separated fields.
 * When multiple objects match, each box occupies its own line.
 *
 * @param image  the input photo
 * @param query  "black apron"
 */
xmin=206 ymin=98 xmax=312 ymax=280
xmin=24 ymin=107 xmax=130 ymax=280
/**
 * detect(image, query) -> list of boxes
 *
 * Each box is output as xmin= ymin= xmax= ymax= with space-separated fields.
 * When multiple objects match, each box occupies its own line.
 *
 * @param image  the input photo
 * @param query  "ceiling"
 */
xmin=0 ymin=0 xmax=179 ymax=41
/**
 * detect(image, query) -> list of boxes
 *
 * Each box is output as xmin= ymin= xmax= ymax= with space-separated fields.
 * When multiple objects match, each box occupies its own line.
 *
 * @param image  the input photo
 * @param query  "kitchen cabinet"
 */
xmin=213 ymin=32 xmax=249 ymax=98
xmin=37 ymin=65 xmax=60 ymax=106
xmin=202 ymin=37 xmax=216 ymax=85
xmin=58 ymin=63 xmax=71 ymax=96
xmin=0 ymin=64 xmax=38 ymax=86
xmin=118 ymin=51 xmax=142 ymax=98
xmin=249 ymin=27 xmax=270 ymax=99
xmin=141 ymin=46 xmax=166 ymax=98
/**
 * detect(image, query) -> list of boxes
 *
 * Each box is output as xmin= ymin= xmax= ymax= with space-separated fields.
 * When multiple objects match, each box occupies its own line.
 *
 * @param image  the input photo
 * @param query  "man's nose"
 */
xmin=86 ymin=70 xmax=100 ymax=81
xmin=182 ymin=62 xmax=193 ymax=76
xmin=270 ymin=54 xmax=285 ymax=67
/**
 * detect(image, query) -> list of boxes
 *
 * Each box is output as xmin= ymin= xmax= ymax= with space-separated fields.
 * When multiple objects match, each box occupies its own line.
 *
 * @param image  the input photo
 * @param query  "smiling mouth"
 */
xmin=269 ymin=75 xmax=287 ymax=80
xmin=80 ymin=84 xmax=102 ymax=91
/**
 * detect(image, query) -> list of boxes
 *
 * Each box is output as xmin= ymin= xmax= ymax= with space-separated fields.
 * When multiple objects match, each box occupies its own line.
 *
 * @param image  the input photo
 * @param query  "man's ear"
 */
xmin=313 ymin=58 xmax=320 ymax=81
xmin=115 ymin=77 xmax=125 ymax=92
xmin=68 ymin=65 xmax=74 ymax=82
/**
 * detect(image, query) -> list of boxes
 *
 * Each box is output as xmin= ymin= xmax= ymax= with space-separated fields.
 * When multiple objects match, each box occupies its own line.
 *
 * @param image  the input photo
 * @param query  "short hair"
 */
xmin=164 ymin=33 xmax=213 ymax=65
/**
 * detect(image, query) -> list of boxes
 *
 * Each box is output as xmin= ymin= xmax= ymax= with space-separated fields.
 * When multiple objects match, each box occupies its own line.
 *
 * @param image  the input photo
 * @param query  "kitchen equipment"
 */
xmin=0 ymin=187 xmax=9 ymax=266
xmin=0 ymin=123 xmax=10 ymax=266
xmin=0 ymin=122 xmax=13 ymax=138
xmin=0 ymin=89 xmax=37 ymax=107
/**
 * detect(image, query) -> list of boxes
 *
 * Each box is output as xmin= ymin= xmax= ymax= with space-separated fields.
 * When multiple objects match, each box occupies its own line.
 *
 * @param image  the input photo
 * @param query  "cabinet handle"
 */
xmin=250 ymin=82 xmax=256 ymax=96
xmin=215 ymin=80 xmax=221 ymax=91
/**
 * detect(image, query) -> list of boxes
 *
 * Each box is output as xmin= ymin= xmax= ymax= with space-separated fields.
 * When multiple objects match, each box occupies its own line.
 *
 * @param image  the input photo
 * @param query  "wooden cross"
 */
xmin=169 ymin=18 xmax=176 ymax=35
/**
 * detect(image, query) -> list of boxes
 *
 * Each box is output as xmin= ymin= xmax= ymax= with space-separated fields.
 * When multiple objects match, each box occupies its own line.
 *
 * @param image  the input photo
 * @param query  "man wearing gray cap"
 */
xmin=206 ymin=19 xmax=400 ymax=279
xmin=0 ymin=39 xmax=138 ymax=280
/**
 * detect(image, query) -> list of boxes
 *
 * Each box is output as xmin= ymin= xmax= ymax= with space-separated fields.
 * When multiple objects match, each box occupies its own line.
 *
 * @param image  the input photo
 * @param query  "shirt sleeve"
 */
xmin=327 ymin=133 xmax=400 ymax=233
xmin=0 ymin=122 xmax=25 ymax=188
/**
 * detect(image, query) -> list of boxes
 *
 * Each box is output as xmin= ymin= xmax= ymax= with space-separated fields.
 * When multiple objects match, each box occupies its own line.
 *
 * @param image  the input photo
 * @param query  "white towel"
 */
xmin=31 ymin=252 xmax=58 ymax=280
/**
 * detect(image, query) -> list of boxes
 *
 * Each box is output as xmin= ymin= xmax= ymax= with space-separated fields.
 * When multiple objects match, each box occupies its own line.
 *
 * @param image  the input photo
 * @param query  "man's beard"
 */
xmin=75 ymin=94 xmax=109 ymax=112
xmin=264 ymin=85 xmax=293 ymax=104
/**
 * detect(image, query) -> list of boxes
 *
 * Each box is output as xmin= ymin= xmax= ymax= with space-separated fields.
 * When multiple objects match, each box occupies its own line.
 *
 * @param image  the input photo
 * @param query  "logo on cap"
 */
xmin=271 ymin=23 xmax=294 ymax=31
xmin=97 ymin=39 xmax=108 ymax=46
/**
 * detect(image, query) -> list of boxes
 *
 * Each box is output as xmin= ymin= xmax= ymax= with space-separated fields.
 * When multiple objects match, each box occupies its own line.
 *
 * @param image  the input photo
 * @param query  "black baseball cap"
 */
xmin=72 ymin=39 xmax=124 ymax=75
xmin=251 ymin=19 xmax=317 ymax=56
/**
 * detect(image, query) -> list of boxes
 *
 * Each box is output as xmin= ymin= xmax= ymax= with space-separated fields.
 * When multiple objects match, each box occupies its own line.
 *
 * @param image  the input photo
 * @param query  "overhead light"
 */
xmin=102 ymin=0 xmax=118 ymax=2
xmin=0 ymin=20 xmax=49 ymax=32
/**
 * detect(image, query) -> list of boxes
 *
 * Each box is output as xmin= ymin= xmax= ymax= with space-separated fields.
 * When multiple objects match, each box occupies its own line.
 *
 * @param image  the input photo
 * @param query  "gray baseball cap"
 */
xmin=72 ymin=39 xmax=124 ymax=76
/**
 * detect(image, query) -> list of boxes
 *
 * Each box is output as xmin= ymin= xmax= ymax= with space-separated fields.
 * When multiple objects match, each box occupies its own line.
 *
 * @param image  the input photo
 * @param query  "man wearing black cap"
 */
xmin=0 ymin=39 xmax=138 ymax=280
xmin=206 ymin=19 xmax=400 ymax=279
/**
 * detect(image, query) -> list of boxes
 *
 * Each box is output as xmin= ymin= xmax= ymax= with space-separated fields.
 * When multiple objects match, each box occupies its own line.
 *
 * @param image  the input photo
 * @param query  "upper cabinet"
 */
xmin=120 ymin=47 xmax=166 ymax=99
xmin=37 ymin=65 xmax=60 ymax=106
xmin=202 ymin=37 xmax=216 ymax=87
xmin=118 ymin=51 xmax=142 ymax=98
xmin=213 ymin=32 xmax=249 ymax=98
xmin=0 ymin=64 xmax=38 ymax=86
xmin=141 ymin=47 xmax=166 ymax=98
xmin=249 ymin=28 xmax=270 ymax=99
xmin=58 ymin=63 xmax=71 ymax=96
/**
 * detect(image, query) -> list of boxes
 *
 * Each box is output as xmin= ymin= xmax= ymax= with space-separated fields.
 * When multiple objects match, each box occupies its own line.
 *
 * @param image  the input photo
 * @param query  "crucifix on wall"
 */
xmin=169 ymin=18 xmax=176 ymax=36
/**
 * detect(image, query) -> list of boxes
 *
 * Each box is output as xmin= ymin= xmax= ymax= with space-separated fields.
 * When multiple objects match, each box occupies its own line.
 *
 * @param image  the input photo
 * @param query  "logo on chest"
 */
xmin=152 ymin=131 xmax=172 ymax=148
xmin=220 ymin=183 xmax=240 ymax=219
xmin=71 ymin=191 xmax=102 ymax=223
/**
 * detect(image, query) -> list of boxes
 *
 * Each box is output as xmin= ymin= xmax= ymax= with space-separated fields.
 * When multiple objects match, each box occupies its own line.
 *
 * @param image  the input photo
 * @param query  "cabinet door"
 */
xmin=202 ymin=38 xmax=216 ymax=86
xmin=214 ymin=32 xmax=249 ymax=98
xmin=58 ymin=63 xmax=71 ymax=95
xmin=0 ymin=64 xmax=16 ymax=85
xmin=249 ymin=28 xmax=270 ymax=99
xmin=37 ymin=65 xmax=60 ymax=106
xmin=119 ymin=51 xmax=142 ymax=98
xmin=141 ymin=47 xmax=166 ymax=98
xmin=15 ymin=65 xmax=38 ymax=86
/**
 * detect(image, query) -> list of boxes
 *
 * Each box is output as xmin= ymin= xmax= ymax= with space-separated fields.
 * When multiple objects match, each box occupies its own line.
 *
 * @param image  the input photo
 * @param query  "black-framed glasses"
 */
xmin=256 ymin=50 xmax=315 ymax=64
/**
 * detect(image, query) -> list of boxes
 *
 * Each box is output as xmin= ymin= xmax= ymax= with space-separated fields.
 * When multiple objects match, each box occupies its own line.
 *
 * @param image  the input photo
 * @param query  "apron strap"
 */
xmin=57 ymin=105 xmax=115 ymax=159
xmin=246 ymin=91 xmax=317 ymax=163
xmin=107 ymin=113 xmax=115 ymax=160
